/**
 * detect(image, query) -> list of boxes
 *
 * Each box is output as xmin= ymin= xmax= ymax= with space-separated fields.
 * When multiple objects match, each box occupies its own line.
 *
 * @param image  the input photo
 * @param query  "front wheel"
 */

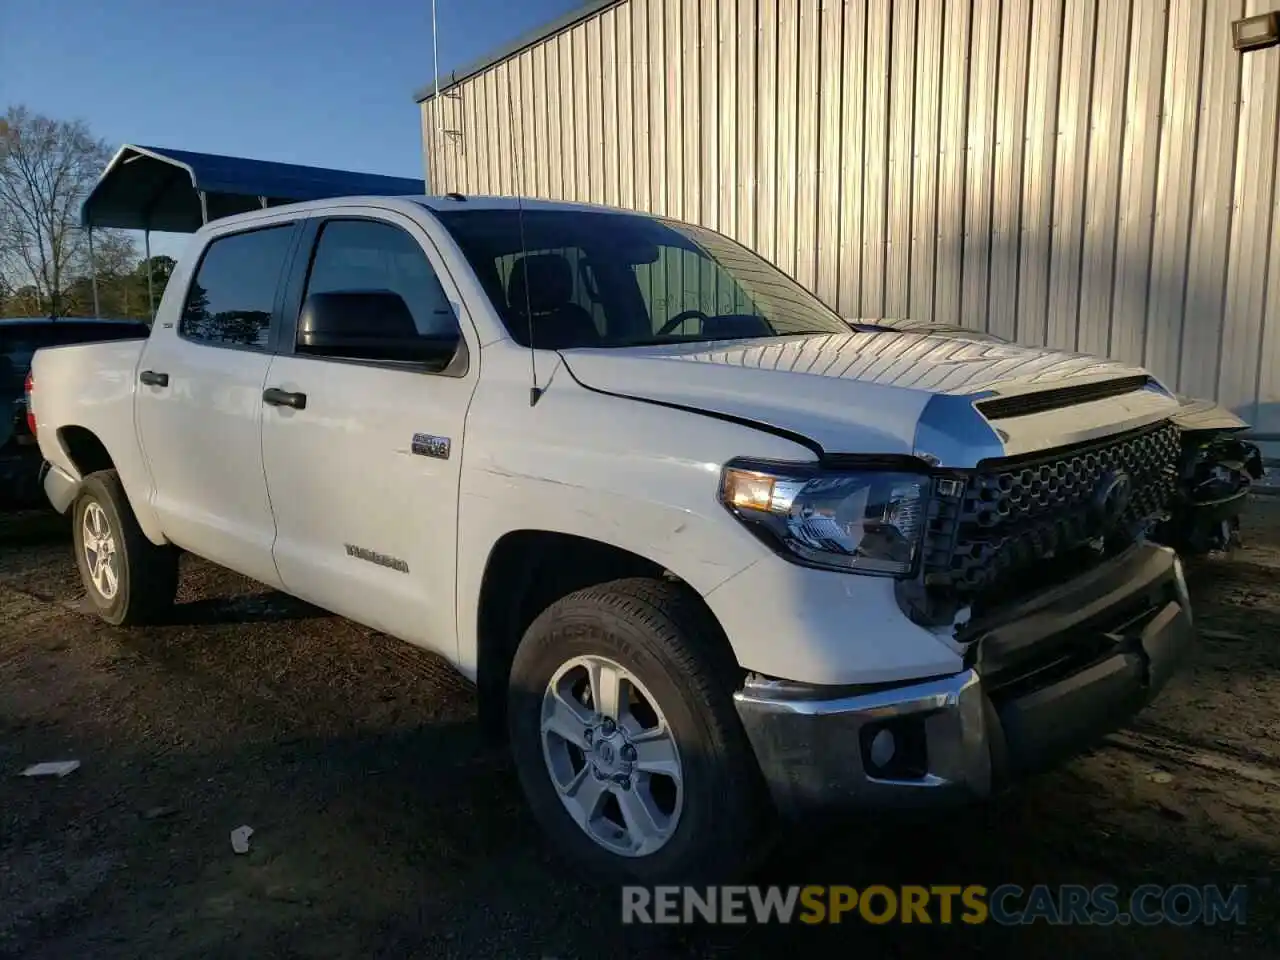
xmin=72 ymin=470 xmax=178 ymax=626
xmin=508 ymin=578 xmax=771 ymax=885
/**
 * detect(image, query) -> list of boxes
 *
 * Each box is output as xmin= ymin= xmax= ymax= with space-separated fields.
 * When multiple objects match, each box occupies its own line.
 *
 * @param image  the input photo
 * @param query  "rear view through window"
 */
xmin=434 ymin=208 xmax=850 ymax=350
xmin=180 ymin=225 xmax=295 ymax=349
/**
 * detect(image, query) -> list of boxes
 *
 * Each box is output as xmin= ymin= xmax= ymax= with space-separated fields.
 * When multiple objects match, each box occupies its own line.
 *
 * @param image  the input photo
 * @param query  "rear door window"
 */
xmin=180 ymin=225 xmax=295 ymax=349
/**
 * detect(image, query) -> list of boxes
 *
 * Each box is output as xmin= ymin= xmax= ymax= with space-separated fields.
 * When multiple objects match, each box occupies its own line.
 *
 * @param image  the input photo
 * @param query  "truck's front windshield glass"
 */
xmin=433 ymin=208 xmax=851 ymax=350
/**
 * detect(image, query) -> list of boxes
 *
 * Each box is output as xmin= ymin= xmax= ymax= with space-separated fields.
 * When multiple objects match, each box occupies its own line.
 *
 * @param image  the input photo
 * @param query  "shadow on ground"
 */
xmin=3 ymin=708 xmax=1274 ymax=959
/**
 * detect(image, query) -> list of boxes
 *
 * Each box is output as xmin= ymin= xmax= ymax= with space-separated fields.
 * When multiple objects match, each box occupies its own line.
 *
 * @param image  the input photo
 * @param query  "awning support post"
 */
xmin=259 ymin=196 xmax=268 ymax=209
xmin=199 ymin=191 xmax=209 ymax=225
xmin=88 ymin=226 xmax=101 ymax=317
xmin=144 ymin=229 xmax=155 ymax=321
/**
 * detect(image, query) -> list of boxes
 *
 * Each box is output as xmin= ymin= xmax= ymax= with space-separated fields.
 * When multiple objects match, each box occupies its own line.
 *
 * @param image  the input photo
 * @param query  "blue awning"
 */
xmin=81 ymin=144 xmax=425 ymax=233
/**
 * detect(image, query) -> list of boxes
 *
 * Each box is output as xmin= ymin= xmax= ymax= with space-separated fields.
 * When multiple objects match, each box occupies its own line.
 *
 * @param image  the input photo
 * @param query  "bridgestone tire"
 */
xmin=72 ymin=469 xmax=178 ymax=626
xmin=508 ymin=576 xmax=771 ymax=885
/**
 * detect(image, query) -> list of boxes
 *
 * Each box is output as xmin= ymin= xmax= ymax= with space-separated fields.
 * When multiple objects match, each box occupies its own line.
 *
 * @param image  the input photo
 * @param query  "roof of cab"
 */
xmin=411 ymin=194 xmax=659 ymax=217
xmin=181 ymin=193 xmax=662 ymax=236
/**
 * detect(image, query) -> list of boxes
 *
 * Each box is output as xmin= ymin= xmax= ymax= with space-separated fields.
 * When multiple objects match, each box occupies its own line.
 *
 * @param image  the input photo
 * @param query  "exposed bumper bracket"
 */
xmin=41 ymin=462 xmax=80 ymax=514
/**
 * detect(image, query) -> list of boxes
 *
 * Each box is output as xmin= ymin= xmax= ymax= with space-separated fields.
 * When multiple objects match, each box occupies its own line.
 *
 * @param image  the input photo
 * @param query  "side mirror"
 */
xmin=296 ymin=290 xmax=462 ymax=369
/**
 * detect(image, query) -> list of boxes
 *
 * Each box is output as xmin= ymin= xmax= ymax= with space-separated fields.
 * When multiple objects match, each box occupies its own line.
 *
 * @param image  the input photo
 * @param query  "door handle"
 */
xmin=263 ymin=387 xmax=307 ymax=410
xmin=139 ymin=370 xmax=169 ymax=387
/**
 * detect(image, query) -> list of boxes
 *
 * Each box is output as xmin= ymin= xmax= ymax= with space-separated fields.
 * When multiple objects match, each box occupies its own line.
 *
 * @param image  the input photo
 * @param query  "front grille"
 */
xmin=920 ymin=420 xmax=1180 ymax=608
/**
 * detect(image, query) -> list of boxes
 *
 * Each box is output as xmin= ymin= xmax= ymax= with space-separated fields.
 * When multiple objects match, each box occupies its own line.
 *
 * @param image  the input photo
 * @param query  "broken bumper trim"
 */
xmin=733 ymin=545 xmax=1195 ymax=818
xmin=41 ymin=462 xmax=79 ymax=514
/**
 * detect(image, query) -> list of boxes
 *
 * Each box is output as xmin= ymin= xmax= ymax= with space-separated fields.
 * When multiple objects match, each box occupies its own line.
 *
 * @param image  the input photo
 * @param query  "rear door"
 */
xmin=260 ymin=210 xmax=479 ymax=653
xmin=134 ymin=222 xmax=299 ymax=586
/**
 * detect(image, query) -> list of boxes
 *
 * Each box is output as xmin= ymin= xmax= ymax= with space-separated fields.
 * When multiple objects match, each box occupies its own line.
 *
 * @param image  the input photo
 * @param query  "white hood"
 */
xmin=561 ymin=331 xmax=1182 ymax=466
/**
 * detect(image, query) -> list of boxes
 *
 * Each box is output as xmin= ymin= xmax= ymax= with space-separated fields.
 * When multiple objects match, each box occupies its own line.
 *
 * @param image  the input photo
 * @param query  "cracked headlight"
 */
xmin=719 ymin=460 xmax=929 ymax=577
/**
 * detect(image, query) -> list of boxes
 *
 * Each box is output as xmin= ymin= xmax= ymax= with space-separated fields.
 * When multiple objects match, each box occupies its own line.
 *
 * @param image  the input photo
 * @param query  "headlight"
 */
xmin=719 ymin=460 xmax=929 ymax=577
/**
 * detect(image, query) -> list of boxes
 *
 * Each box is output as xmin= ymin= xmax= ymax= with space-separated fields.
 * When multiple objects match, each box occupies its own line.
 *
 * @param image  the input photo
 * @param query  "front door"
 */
xmin=135 ymin=222 xmax=298 ymax=587
xmin=260 ymin=213 xmax=478 ymax=655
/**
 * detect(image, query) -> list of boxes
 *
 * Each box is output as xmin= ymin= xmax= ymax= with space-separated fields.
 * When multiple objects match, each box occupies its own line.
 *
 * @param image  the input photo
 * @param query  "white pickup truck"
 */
xmin=30 ymin=195 xmax=1194 ymax=883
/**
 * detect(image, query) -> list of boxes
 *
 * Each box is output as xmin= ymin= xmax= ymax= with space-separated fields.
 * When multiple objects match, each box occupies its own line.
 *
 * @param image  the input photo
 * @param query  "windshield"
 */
xmin=433 ymin=208 xmax=851 ymax=349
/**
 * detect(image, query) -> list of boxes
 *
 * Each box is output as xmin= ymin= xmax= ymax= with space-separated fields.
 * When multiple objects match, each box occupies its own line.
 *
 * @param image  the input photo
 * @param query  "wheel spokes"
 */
xmin=560 ymin=765 xmax=609 ymax=825
xmin=101 ymin=559 xmax=118 ymax=596
xmin=542 ymin=687 xmax=591 ymax=749
xmin=82 ymin=503 xmax=119 ymax=599
xmin=630 ymin=725 xmax=682 ymax=783
xmin=540 ymin=653 xmax=684 ymax=858
xmin=613 ymin=782 xmax=666 ymax=852
xmin=587 ymin=659 xmax=624 ymax=721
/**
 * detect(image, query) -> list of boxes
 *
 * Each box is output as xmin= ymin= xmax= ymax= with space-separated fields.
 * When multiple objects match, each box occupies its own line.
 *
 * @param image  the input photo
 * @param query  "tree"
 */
xmin=136 ymin=255 xmax=175 ymax=315
xmin=0 ymin=106 xmax=113 ymax=317
xmin=138 ymin=254 xmax=176 ymax=288
xmin=84 ymin=229 xmax=137 ymax=315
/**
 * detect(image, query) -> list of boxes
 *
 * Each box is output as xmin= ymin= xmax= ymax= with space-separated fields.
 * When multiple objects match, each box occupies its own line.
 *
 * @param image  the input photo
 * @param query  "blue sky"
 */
xmin=1 ymin=0 xmax=582 ymax=255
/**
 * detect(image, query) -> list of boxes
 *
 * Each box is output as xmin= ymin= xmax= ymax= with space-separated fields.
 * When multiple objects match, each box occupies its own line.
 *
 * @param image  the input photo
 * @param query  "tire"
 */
xmin=508 ymin=577 xmax=772 ymax=885
xmin=72 ymin=469 xmax=178 ymax=626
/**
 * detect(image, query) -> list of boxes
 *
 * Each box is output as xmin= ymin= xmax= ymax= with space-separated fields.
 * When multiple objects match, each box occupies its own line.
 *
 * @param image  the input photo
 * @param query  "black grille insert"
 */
xmin=918 ymin=420 xmax=1180 ymax=613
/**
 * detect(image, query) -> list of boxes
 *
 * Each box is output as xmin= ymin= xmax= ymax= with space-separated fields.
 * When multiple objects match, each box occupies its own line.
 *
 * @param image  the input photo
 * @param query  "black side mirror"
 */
xmin=296 ymin=290 xmax=462 ymax=369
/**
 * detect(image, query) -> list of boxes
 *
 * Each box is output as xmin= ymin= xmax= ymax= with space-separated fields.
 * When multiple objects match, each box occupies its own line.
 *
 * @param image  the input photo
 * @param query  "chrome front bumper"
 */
xmin=733 ymin=544 xmax=1195 ymax=817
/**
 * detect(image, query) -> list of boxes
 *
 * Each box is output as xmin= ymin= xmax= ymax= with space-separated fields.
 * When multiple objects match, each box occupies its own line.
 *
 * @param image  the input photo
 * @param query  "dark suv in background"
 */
xmin=2 ymin=317 xmax=150 ymax=510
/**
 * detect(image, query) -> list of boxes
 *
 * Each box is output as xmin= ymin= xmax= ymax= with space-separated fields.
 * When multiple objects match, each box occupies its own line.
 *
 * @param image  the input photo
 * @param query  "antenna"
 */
xmin=504 ymin=62 xmax=541 ymax=406
xmin=431 ymin=0 xmax=441 ymax=132
xmin=430 ymin=0 xmax=444 ymax=191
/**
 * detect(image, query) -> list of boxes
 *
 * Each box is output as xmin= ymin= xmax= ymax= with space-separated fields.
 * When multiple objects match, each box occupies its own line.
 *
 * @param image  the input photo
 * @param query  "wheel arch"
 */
xmin=52 ymin=425 xmax=166 ymax=544
xmin=58 ymin=425 xmax=116 ymax=477
xmin=471 ymin=529 xmax=740 ymax=742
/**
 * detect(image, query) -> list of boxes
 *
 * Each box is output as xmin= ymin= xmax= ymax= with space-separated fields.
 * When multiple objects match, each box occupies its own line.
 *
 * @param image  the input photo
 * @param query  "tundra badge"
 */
xmin=412 ymin=433 xmax=451 ymax=460
xmin=344 ymin=544 xmax=409 ymax=574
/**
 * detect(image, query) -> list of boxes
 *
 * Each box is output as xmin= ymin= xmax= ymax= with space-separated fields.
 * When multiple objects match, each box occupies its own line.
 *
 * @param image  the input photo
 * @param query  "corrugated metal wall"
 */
xmin=422 ymin=0 xmax=1280 ymax=432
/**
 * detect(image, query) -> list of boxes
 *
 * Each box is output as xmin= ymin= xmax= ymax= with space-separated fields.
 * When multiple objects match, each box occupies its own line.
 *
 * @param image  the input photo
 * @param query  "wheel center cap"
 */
xmin=590 ymin=729 xmax=632 ymax=777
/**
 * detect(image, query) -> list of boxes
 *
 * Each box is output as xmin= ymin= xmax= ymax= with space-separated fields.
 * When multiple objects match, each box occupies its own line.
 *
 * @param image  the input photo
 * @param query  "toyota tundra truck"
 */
xmin=29 ymin=195 xmax=1195 ymax=884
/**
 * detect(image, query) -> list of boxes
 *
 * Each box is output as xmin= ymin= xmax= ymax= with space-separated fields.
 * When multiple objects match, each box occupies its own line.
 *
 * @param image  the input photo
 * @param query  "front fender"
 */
xmin=453 ymin=359 xmax=816 ymax=678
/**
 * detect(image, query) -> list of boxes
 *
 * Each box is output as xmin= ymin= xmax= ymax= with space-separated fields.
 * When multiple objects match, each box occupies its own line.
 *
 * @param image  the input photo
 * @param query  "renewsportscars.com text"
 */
xmin=621 ymin=883 xmax=1249 ymax=926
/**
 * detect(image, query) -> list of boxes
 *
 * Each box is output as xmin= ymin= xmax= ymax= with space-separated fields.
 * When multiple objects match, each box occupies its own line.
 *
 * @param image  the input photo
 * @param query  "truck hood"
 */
xmin=1170 ymin=395 xmax=1250 ymax=433
xmin=560 ymin=332 xmax=1182 ymax=467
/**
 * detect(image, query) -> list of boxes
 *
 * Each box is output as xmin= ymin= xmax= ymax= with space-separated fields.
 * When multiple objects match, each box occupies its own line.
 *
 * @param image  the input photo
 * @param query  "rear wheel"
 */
xmin=72 ymin=470 xmax=178 ymax=626
xmin=508 ymin=577 xmax=771 ymax=884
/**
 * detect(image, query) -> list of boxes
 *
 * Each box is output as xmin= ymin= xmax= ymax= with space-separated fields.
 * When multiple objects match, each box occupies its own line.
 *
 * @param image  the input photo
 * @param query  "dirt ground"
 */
xmin=1 ymin=502 xmax=1278 ymax=959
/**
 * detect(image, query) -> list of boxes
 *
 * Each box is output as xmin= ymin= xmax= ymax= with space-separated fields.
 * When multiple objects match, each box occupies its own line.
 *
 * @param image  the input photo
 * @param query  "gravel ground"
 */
xmin=1 ymin=501 xmax=1278 ymax=959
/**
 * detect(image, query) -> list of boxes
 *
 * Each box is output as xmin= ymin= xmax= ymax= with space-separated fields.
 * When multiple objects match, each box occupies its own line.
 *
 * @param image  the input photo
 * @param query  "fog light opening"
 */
xmin=861 ymin=717 xmax=929 ymax=780
xmin=869 ymin=728 xmax=896 ymax=768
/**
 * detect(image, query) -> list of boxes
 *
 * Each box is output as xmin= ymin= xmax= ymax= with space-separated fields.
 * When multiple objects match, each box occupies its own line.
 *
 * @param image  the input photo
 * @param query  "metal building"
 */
xmin=417 ymin=0 xmax=1280 ymax=436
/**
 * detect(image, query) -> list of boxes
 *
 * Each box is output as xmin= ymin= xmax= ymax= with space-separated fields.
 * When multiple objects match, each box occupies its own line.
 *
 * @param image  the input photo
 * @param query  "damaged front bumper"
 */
xmin=733 ymin=542 xmax=1195 ymax=817
xmin=1150 ymin=400 xmax=1265 ymax=554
